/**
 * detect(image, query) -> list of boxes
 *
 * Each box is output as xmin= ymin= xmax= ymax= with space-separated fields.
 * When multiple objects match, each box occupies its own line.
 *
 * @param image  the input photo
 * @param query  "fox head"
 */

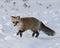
xmin=11 ymin=16 xmax=20 ymax=26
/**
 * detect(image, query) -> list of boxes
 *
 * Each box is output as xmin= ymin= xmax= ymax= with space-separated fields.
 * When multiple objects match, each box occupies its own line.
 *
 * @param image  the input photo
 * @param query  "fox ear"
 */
xmin=11 ymin=16 xmax=14 ymax=18
xmin=17 ymin=16 xmax=20 ymax=18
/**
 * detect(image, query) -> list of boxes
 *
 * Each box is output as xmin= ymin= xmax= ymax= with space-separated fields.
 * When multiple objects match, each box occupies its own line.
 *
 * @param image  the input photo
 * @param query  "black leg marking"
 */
xmin=20 ymin=32 xmax=23 ymax=37
xmin=32 ymin=32 xmax=35 ymax=37
xmin=17 ymin=32 xmax=20 ymax=35
xmin=18 ymin=30 xmax=24 ymax=37
xmin=32 ymin=30 xmax=39 ymax=38
xmin=35 ymin=32 xmax=39 ymax=38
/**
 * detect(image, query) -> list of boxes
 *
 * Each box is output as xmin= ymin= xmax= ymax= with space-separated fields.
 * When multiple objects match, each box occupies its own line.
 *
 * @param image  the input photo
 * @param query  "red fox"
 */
xmin=11 ymin=16 xmax=55 ymax=38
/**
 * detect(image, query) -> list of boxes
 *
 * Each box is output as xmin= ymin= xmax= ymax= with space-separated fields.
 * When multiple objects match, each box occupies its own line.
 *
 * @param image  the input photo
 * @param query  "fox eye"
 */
xmin=13 ymin=22 xmax=15 ymax=23
xmin=16 ymin=22 xmax=19 ymax=23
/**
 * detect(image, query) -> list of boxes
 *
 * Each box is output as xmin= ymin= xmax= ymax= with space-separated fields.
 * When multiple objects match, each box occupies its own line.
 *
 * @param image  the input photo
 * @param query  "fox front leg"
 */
xmin=32 ymin=32 xmax=35 ymax=37
xmin=17 ymin=30 xmax=24 ymax=37
xmin=17 ymin=31 xmax=20 ymax=35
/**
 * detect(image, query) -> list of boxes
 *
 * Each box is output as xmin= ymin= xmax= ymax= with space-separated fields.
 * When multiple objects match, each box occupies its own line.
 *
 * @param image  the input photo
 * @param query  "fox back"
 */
xmin=11 ymin=16 xmax=41 ymax=31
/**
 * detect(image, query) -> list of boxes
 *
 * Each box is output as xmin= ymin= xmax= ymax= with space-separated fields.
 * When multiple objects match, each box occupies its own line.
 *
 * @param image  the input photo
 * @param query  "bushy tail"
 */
xmin=40 ymin=22 xmax=55 ymax=36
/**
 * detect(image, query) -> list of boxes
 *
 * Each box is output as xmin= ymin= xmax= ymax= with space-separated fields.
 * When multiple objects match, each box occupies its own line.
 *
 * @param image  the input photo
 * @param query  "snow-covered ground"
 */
xmin=0 ymin=0 xmax=60 ymax=48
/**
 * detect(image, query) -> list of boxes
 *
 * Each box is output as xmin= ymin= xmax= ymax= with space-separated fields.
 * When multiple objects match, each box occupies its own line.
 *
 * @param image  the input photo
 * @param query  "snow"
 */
xmin=0 ymin=0 xmax=60 ymax=48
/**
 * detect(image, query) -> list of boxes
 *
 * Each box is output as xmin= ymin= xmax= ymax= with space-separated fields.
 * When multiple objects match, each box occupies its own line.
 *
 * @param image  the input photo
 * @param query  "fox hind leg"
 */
xmin=32 ymin=30 xmax=39 ymax=38
xmin=35 ymin=31 xmax=39 ymax=38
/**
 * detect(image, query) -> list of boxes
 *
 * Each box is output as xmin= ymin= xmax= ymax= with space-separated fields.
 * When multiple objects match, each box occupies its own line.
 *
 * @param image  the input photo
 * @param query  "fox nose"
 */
xmin=14 ymin=24 xmax=16 ymax=26
xmin=14 ymin=23 xmax=17 ymax=26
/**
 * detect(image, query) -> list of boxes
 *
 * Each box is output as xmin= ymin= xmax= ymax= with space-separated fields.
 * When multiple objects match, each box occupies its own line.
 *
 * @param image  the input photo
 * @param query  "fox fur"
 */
xmin=11 ymin=16 xmax=55 ymax=38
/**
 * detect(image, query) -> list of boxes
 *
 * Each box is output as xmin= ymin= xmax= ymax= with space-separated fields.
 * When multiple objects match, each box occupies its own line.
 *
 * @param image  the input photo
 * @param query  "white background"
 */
xmin=0 ymin=0 xmax=60 ymax=48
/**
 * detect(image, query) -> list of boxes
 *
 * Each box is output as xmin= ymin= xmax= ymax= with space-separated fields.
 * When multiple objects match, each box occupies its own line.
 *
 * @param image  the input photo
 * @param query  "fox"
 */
xmin=11 ymin=16 xmax=55 ymax=38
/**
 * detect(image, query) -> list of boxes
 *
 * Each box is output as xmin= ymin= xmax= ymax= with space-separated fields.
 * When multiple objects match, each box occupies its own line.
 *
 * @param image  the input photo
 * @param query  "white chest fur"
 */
xmin=14 ymin=22 xmax=22 ymax=31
